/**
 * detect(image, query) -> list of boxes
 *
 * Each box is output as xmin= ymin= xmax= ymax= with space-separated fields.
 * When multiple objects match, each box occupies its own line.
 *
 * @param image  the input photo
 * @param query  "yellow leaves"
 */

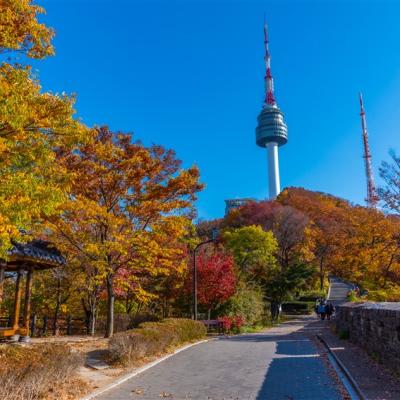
xmin=0 ymin=62 xmax=92 ymax=257
xmin=223 ymin=225 xmax=278 ymax=279
xmin=44 ymin=127 xmax=202 ymax=301
xmin=0 ymin=0 xmax=54 ymax=59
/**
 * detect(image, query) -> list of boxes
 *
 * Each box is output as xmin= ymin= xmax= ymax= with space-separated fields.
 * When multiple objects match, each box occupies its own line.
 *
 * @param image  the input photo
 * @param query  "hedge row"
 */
xmin=109 ymin=318 xmax=206 ymax=366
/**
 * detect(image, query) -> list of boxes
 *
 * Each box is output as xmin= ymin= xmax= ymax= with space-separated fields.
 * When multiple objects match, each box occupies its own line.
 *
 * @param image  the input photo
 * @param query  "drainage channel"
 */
xmin=317 ymin=334 xmax=368 ymax=400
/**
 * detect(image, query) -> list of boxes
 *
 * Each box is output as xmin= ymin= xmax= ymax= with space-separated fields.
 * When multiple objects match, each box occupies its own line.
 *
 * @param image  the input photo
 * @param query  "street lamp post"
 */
xmin=193 ymin=228 xmax=218 ymax=321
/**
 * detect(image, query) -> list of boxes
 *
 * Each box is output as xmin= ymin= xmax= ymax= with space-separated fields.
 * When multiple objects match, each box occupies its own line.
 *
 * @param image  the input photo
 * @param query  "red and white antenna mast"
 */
xmin=264 ymin=20 xmax=276 ymax=106
xmin=359 ymin=92 xmax=377 ymax=208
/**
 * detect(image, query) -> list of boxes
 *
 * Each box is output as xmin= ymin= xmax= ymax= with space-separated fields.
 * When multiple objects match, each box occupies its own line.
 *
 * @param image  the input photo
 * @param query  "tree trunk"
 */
xmin=82 ymin=286 xmax=99 ymax=336
xmin=207 ymin=308 xmax=211 ymax=320
xmin=89 ymin=301 xmax=97 ymax=336
xmin=81 ymin=298 xmax=90 ymax=333
xmin=105 ymin=273 xmax=114 ymax=338
xmin=52 ymin=277 xmax=62 ymax=335
xmin=271 ymin=301 xmax=281 ymax=323
xmin=162 ymin=297 xmax=170 ymax=318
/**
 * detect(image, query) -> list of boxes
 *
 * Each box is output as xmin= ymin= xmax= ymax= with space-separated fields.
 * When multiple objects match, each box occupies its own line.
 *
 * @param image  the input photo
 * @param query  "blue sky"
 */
xmin=32 ymin=0 xmax=400 ymax=219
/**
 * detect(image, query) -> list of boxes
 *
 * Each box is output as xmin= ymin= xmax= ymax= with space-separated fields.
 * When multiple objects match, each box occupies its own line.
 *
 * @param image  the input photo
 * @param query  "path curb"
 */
xmin=317 ymin=334 xmax=368 ymax=400
xmin=80 ymin=339 xmax=210 ymax=400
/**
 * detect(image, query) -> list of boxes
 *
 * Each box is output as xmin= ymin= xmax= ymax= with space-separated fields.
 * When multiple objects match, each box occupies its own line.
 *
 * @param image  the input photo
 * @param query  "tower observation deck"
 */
xmin=255 ymin=23 xmax=288 ymax=199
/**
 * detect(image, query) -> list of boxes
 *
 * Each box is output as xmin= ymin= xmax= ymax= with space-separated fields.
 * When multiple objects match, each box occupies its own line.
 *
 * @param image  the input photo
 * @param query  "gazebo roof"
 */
xmin=5 ymin=240 xmax=66 ymax=271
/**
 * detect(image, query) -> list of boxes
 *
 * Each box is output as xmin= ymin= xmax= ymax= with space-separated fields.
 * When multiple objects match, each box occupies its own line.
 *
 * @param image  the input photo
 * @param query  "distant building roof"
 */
xmin=224 ymin=198 xmax=255 ymax=216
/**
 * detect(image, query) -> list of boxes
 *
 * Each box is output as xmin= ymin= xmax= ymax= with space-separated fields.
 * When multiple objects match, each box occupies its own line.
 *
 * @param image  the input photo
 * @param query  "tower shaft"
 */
xmin=359 ymin=93 xmax=377 ymax=208
xmin=267 ymin=142 xmax=280 ymax=198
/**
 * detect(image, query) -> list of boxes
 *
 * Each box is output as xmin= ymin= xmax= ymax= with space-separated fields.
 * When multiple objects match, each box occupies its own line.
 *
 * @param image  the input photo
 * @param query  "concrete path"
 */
xmin=96 ymin=316 xmax=344 ymax=400
xmin=328 ymin=277 xmax=354 ymax=306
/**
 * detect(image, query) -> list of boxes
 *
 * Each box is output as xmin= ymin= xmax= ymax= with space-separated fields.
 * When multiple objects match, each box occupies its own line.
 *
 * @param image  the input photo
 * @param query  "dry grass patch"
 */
xmin=0 ymin=343 xmax=84 ymax=400
xmin=109 ymin=318 xmax=206 ymax=366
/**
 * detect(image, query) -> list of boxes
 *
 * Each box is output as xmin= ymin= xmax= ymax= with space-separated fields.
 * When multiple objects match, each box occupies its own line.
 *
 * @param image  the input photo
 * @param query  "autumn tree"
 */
xmin=223 ymin=200 xmax=280 ymax=231
xmin=378 ymin=151 xmax=400 ymax=214
xmin=188 ymin=250 xmax=236 ymax=319
xmin=65 ymin=257 xmax=103 ymax=336
xmin=0 ymin=0 xmax=54 ymax=58
xmin=278 ymin=187 xmax=349 ymax=289
xmin=223 ymin=224 xmax=313 ymax=319
xmin=0 ymin=0 xmax=90 ymax=256
xmin=223 ymin=200 xmax=312 ymax=270
xmin=47 ymin=127 xmax=203 ymax=337
xmin=266 ymin=262 xmax=315 ymax=320
xmin=329 ymin=206 xmax=400 ymax=290
xmin=114 ymin=241 xmax=189 ymax=319
xmin=280 ymin=187 xmax=400 ymax=299
xmin=223 ymin=225 xmax=278 ymax=282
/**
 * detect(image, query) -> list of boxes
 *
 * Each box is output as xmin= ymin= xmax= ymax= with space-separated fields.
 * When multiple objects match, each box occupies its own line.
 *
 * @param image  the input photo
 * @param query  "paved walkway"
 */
xmin=328 ymin=277 xmax=354 ymax=306
xmin=96 ymin=316 xmax=344 ymax=400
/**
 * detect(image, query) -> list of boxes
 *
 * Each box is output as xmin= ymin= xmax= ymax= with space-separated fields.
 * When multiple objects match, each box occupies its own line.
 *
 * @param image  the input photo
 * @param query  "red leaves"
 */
xmin=218 ymin=315 xmax=245 ymax=332
xmin=194 ymin=251 xmax=236 ymax=310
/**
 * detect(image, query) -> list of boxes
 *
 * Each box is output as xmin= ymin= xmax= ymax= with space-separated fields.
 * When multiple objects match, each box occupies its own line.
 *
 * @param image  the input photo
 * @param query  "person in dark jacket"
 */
xmin=326 ymin=302 xmax=335 ymax=320
xmin=318 ymin=301 xmax=326 ymax=320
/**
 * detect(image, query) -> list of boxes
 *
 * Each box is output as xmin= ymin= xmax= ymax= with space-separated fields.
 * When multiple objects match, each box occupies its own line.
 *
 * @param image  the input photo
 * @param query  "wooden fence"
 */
xmin=0 ymin=315 xmax=88 ymax=336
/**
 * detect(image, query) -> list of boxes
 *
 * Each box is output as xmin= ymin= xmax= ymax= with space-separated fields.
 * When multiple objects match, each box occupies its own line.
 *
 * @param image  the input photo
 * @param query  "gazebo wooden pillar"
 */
xmin=0 ymin=241 xmax=65 ymax=342
xmin=22 ymin=267 xmax=33 ymax=336
xmin=11 ymin=268 xmax=23 ymax=332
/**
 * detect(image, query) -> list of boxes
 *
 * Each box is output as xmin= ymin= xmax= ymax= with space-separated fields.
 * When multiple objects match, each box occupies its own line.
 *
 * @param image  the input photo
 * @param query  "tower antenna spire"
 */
xmin=264 ymin=19 xmax=276 ymax=106
xmin=359 ymin=92 xmax=377 ymax=208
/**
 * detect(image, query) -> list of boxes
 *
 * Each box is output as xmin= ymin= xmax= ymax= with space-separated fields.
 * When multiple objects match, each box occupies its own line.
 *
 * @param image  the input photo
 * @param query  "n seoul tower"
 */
xmin=255 ymin=22 xmax=288 ymax=199
xmin=359 ymin=93 xmax=377 ymax=208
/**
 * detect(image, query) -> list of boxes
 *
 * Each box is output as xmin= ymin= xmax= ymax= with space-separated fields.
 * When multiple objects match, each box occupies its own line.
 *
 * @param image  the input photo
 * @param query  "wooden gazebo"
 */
xmin=0 ymin=240 xmax=65 ymax=341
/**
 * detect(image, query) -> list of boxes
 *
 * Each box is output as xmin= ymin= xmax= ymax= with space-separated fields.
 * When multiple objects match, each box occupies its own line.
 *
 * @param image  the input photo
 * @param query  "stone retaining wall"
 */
xmin=335 ymin=302 xmax=400 ymax=371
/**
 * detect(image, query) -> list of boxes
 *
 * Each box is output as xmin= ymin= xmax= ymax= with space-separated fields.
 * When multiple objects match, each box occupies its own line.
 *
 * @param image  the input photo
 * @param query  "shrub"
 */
xmin=0 ymin=343 xmax=83 ymax=400
xmin=109 ymin=318 xmax=206 ymax=366
xmin=366 ymin=285 xmax=400 ymax=302
xmin=347 ymin=290 xmax=359 ymax=302
xmin=218 ymin=282 xmax=265 ymax=327
xmin=218 ymin=316 xmax=233 ymax=331
xmin=218 ymin=315 xmax=245 ymax=333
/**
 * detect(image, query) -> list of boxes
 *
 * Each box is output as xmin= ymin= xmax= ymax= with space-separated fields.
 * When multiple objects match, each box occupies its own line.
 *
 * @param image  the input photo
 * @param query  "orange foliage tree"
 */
xmin=279 ymin=187 xmax=400 ymax=298
xmin=46 ymin=127 xmax=203 ymax=337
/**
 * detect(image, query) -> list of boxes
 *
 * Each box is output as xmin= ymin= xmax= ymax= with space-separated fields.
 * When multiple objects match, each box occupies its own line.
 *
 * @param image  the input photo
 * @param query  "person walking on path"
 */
xmin=315 ymin=298 xmax=321 ymax=319
xmin=318 ymin=300 xmax=327 ymax=320
xmin=326 ymin=302 xmax=335 ymax=320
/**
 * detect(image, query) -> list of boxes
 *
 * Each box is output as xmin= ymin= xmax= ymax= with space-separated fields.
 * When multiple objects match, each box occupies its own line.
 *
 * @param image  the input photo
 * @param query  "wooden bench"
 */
xmin=200 ymin=319 xmax=224 ymax=334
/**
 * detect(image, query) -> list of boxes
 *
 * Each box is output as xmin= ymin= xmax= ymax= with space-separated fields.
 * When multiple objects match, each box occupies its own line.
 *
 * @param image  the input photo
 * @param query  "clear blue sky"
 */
xmin=33 ymin=0 xmax=400 ymax=219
